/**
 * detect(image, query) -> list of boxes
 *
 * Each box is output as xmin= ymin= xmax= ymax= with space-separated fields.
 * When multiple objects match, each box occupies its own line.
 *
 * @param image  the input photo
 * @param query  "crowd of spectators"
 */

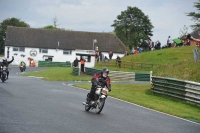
xmin=94 ymin=34 xmax=199 ymax=61
xmin=124 ymin=39 xmax=162 ymax=56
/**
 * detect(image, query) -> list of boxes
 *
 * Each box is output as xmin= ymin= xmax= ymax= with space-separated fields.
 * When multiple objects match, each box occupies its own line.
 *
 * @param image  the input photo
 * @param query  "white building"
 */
xmin=5 ymin=26 xmax=126 ymax=67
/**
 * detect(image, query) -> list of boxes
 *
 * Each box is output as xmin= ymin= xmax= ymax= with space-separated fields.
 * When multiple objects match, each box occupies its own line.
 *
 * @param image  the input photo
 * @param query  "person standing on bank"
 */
xmin=188 ymin=30 xmax=200 ymax=49
xmin=73 ymin=57 xmax=79 ymax=67
xmin=109 ymin=50 xmax=113 ymax=60
xmin=167 ymin=36 xmax=172 ymax=47
xmin=80 ymin=57 xmax=86 ymax=72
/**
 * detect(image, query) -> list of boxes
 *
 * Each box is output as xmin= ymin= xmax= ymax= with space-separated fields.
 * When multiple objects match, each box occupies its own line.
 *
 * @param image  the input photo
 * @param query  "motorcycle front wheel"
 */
xmin=85 ymin=104 xmax=91 ymax=111
xmin=1 ymin=74 xmax=5 ymax=82
xmin=95 ymin=98 xmax=105 ymax=114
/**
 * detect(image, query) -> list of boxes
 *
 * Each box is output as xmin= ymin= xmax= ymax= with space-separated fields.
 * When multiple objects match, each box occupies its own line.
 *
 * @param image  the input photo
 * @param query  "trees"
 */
xmin=111 ymin=6 xmax=154 ymax=49
xmin=43 ymin=25 xmax=58 ymax=30
xmin=0 ymin=18 xmax=30 ymax=54
xmin=179 ymin=25 xmax=188 ymax=39
xmin=52 ymin=16 xmax=59 ymax=28
xmin=43 ymin=16 xmax=69 ymax=30
xmin=187 ymin=0 xmax=200 ymax=29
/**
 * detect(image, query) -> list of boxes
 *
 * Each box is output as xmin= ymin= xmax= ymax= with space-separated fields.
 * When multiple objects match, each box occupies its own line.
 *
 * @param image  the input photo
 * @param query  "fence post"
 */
xmin=78 ymin=62 xmax=81 ymax=76
xmin=150 ymin=71 xmax=153 ymax=84
xmin=132 ymin=62 xmax=134 ymax=69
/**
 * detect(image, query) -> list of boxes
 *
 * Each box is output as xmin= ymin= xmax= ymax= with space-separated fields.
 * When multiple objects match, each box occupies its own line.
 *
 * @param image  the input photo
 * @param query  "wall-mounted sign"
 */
xmin=30 ymin=49 xmax=37 ymax=57
xmin=20 ymin=54 xmax=26 ymax=57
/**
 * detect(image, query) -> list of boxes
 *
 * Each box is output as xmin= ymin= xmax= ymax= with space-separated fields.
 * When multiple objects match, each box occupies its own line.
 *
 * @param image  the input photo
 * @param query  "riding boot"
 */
xmin=88 ymin=86 xmax=96 ymax=101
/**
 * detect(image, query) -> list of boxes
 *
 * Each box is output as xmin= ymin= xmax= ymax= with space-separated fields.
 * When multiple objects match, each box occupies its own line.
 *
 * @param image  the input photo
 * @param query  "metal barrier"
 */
xmin=38 ymin=61 xmax=71 ymax=67
xmin=109 ymin=71 xmax=135 ymax=80
xmin=151 ymin=76 xmax=200 ymax=106
xmin=72 ymin=67 xmax=79 ymax=76
xmin=135 ymin=73 xmax=150 ymax=81
xmin=85 ymin=67 xmax=150 ymax=81
xmin=85 ymin=67 xmax=101 ymax=76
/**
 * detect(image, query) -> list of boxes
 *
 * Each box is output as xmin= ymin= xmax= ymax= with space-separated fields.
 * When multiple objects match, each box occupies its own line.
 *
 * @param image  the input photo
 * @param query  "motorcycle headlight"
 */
xmin=101 ymin=88 xmax=108 ymax=95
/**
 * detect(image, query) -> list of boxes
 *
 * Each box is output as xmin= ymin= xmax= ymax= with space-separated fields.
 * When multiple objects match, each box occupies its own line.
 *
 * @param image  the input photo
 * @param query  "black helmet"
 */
xmin=101 ymin=68 xmax=109 ymax=77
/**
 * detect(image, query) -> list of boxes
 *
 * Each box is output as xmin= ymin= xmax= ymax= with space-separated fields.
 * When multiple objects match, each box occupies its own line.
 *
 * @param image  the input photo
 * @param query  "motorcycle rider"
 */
xmin=87 ymin=68 xmax=111 ymax=104
xmin=19 ymin=61 xmax=26 ymax=72
xmin=0 ymin=56 xmax=14 ymax=79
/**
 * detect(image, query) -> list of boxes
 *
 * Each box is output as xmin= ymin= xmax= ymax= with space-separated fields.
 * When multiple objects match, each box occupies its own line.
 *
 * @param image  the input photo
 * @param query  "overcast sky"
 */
xmin=0 ymin=0 xmax=198 ymax=46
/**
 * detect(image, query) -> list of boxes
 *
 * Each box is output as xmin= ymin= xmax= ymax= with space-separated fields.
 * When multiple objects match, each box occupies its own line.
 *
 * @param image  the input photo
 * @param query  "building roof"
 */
xmin=189 ymin=28 xmax=200 ymax=39
xmin=5 ymin=26 xmax=126 ymax=53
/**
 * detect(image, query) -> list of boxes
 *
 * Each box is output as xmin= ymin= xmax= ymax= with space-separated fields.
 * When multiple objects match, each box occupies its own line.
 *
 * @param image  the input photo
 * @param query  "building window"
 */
xmin=39 ymin=48 xmax=48 ymax=53
xmin=13 ymin=47 xmax=18 ymax=51
xmin=13 ymin=47 xmax=25 ymax=52
xmin=19 ymin=47 xmax=25 ymax=52
xmin=82 ymin=56 xmax=91 ymax=62
xmin=63 ymin=50 xmax=72 ymax=55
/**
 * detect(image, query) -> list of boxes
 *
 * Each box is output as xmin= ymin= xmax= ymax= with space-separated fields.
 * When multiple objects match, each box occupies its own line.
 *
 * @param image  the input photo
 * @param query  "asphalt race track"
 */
xmin=0 ymin=66 xmax=199 ymax=133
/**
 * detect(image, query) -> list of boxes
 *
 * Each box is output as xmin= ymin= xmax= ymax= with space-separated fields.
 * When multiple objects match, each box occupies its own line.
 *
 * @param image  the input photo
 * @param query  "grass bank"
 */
xmin=24 ymin=67 xmax=91 ymax=81
xmin=95 ymin=46 xmax=200 ymax=82
xmin=74 ymin=84 xmax=200 ymax=123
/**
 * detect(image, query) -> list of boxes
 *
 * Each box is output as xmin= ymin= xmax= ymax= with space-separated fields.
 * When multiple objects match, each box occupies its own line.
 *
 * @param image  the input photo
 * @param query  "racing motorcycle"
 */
xmin=1 ymin=66 xmax=7 ymax=82
xmin=19 ymin=65 xmax=26 ymax=72
xmin=82 ymin=86 xmax=109 ymax=114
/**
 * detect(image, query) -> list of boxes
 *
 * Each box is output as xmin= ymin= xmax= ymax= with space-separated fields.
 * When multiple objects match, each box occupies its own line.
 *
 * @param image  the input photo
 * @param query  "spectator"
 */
xmin=167 ymin=36 xmax=172 ymax=47
xmin=151 ymin=41 xmax=155 ymax=51
xmin=104 ymin=56 xmax=109 ymax=62
xmin=99 ymin=52 xmax=102 ymax=61
xmin=109 ymin=50 xmax=113 ymax=60
xmin=102 ymin=54 xmax=105 ymax=62
xmin=95 ymin=51 xmax=99 ymax=62
xmin=124 ymin=51 xmax=129 ymax=56
xmin=188 ymin=33 xmax=200 ymax=49
xmin=131 ymin=48 xmax=135 ymax=54
xmin=138 ymin=47 xmax=142 ymax=53
xmin=73 ymin=57 xmax=79 ymax=67
xmin=80 ymin=57 xmax=86 ymax=72
xmin=134 ymin=49 xmax=139 ymax=54
xmin=116 ymin=55 xmax=121 ymax=68
xmin=157 ymin=40 xmax=161 ymax=49
xmin=148 ymin=40 xmax=152 ymax=51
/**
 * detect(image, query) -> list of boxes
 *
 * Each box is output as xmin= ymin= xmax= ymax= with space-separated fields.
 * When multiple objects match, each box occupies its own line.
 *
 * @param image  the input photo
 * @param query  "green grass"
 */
xmin=24 ymin=67 xmax=91 ymax=81
xmin=74 ymin=84 xmax=200 ymax=123
xmin=23 ymin=47 xmax=200 ymax=122
xmin=95 ymin=46 xmax=200 ymax=82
